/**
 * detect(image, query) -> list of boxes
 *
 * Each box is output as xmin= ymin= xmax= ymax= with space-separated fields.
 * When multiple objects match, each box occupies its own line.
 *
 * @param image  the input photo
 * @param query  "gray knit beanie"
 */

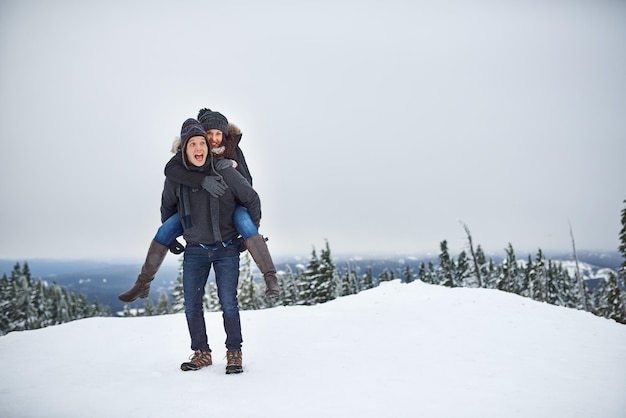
xmin=198 ymin=109 xmax=228 ymax=135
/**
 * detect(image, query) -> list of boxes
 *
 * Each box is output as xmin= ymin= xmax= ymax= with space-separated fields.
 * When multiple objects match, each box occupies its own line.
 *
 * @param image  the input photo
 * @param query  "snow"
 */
xmin=1 ymin=280 xmax=625 ymax=418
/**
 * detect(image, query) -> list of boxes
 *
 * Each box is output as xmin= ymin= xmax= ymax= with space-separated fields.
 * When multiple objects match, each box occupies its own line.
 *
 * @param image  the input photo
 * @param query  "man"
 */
xmin=162 ymin=115 xmax=260 ymax=374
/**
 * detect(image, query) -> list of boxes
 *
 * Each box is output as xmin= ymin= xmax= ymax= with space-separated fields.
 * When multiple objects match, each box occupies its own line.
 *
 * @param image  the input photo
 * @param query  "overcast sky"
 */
xmin=1 ymin=0 xmax=625 ymax=261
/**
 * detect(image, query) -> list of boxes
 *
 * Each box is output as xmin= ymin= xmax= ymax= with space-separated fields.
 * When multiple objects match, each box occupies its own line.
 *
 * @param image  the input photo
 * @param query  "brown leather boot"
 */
xmin=180 ymin=350 xmax=213 ymax=371
xmin=226 ymin=350 xmax=243 ymax=374
xmin=118 ymin=240 xmax=169 ymax=302
xmin=244 ymin=234 xmax=280 ymax=297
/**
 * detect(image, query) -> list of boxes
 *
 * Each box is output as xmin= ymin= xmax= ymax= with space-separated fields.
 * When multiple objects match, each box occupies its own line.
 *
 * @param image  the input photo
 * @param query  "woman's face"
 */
xmin=185 ymin=136 xmax=208 ymax=167
xmin=207 ymin=129 xmax=223 ymax=149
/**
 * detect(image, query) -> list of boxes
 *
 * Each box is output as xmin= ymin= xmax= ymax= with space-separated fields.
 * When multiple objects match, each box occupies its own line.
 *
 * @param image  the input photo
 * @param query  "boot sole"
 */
xmin=181 ymin=362 xmax=212 ymax=371
xmin=225 ymin=366 xmax=243 ymax=374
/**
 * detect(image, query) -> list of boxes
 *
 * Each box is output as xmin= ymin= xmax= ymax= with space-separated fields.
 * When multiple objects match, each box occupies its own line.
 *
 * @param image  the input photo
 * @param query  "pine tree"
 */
xmin=315 ymin=240 xmax=337 ymax=304
xmin=403 ymin=265 xmax=414 ymax=284
xmin=279 ymin=265 xmax=299 ymax=306
xmin=498 ymin=243 xmax=519 ymax=293
xmin=521 ymin=255 xmax=534 ymax=299
xmin=529 ymin=249 xmax=546 ymax=301
xmin=361 ymin=267 xmax=374 ymax=290
xmin=482 ymin=258 xmax=500 ymax=289
xmin=339 ymin=262 xmax=359 ymax=296
xmin=472 ymin=245 xmax=488 ymax=288
xmin=455 ymin=251 xmax=471 ymax=287
xmin=593 ymin=272 xmax=626 ymax=324
xmin=170 ymin=258 xmax=185 ymax=313
xmin=155 ymin=290 xmax=172 ymax=315
xmin=0 ymin=274 xmax=11 ymax=334
xmin=618 ymin=199 xmax=626 ymax=290
xmin=418 ymin=262 xmax=428 ymax=283
xmin=298 ymin=247 xmax=321 ymax=305
xmin=378 ymin=269 xmax=394 ymax=283
xmin=238 ymin=252 xmax=261 ymax=310
xmin=204 ymin=281 xmax=220 ymax=312
xmin=438 ymin=240 xmax=455 ymax=287
xmin=143 ymin=299 xmax=156 ymax=316
xmin=121 ymin=303 xmax=134 ymax=317
xmin=427 ymin=261 xmax=437 ymax=284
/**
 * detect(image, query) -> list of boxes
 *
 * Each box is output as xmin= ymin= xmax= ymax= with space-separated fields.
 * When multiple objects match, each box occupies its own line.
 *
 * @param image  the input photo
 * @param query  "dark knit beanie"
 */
xmin=180 ymin=118 xmax=206 ymax=151
xmin=198 ymin=109 xmax=228 ymax=135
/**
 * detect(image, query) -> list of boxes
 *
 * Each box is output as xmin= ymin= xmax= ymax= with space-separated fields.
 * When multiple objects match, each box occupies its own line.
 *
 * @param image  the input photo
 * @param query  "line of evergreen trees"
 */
xmin=0 ymin=263 xmax=111 ymax=335
xmin=123 ymin=235 xmax=624 ymax=325
xmin=131 ymin=198 xmax=626 ymax=324
xmin=4 ymin=200 xmax=626 ymax=331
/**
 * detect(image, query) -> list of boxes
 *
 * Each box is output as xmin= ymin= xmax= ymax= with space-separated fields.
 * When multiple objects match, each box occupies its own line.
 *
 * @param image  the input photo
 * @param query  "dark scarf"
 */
xmin=178 ymin=156 xmax=223 ymax=244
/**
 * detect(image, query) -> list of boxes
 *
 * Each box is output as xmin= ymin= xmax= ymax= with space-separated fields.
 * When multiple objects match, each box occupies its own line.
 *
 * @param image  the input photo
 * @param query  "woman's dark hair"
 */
xmin=221 ymin=131 xmax=237 ymax=160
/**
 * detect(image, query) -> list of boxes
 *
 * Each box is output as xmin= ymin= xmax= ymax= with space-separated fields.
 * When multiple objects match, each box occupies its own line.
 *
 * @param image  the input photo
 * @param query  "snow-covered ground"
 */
xmin=1 ymin=280 xmax=625 ymax=418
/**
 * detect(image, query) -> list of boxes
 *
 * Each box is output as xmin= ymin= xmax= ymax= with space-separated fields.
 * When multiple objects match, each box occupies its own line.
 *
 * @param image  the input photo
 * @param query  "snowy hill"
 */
xmin=1 ymin=280 xmax=625 ymax=418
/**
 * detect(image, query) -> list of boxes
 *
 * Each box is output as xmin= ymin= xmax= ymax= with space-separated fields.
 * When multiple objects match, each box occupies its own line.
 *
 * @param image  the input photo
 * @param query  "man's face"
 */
xmin=185 ymin=136 xmax=208 ymax=167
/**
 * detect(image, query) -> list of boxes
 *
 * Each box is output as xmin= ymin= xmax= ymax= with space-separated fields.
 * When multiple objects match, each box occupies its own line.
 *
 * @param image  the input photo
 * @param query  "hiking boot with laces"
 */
xmin=225 ymin=350 xmax=243 ymax=374
xmin=180 ymin=350 xmax=212 ymax=371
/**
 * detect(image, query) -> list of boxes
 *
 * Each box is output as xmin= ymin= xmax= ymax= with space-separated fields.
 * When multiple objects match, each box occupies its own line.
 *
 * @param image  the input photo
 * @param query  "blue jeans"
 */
xmin=232 ymin=206 xmax=258 ymax=239
xmin=154 ymin=214 xmax=184 ymax=246
xmin=183 ymin=243 xmax=242 ymax=352
xmin=155 ymin=206 xmax=258 ymax=246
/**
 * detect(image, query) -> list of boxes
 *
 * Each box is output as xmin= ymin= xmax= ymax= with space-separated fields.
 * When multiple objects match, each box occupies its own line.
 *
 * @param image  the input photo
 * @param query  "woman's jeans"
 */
xmin=154 ymin=206 xmax=257 ymax=246
xmin=183 ymin=243 xmax=242 ymax=352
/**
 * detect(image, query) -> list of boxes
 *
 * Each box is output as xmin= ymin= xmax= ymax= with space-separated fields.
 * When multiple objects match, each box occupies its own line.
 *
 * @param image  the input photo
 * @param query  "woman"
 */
xmin=118 ymin=109 xmax=279 ymax=303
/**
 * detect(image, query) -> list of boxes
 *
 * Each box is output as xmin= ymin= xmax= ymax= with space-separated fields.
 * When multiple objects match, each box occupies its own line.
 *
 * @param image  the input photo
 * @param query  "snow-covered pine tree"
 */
xmin=497 ymin=243 xmax=519 ymax=293
xmin=427 ymin=261 xmax=437 ymax=284
xmin=545 ymin=260 xmax=564 ymax=306
xmin=592 ymin=272 xmax=626 ymax=324
xmin=238 ymin=252 xmax=262 ymax=310
xmin=361 ymin=267 xmax=374 ymax=290
xmin=316 ymin=240 xmax=337 ymax=304
xmin=298 ymin=247 xmax=320 ymax=305
xmin=155 ymin=290 xmax=172 ymax=315
xmin=0 ymin=274 xmax=11 ymax=334
xmin=522 ymin=254 xmax=534 ymax=299
xmin=403 ymin=264 xmax=415 ymax=284
xmin=143 ymin=299 xmax=156 ymax=316
xmin=339 ymin=261 xmax=359 ymax=296
xmin=278 ymin=265 xmax=299 ymax=306
xmin=204 ymin=281 xmax=220 ymax=312
xmin=529 ymin=249 xmax=546 ymax=301
xmin=455 ymin=251 xmax=470 ymax=287
xmin=418 ymin=262 xmax=428 ymax=283
xmin=618 ymin=199 xmax=626 ymax=290
xmin=378 ymin=269 xmax=394 ymax=283
xmin=170 ymin=258 xmax=185 ymax=313
xmin=121 ymin=303 xmax=133 ymax=317
xmin=438 ymin=240 xmax=455 ymax=287
xmin=475 ymin=245 xmax=488 ymax=287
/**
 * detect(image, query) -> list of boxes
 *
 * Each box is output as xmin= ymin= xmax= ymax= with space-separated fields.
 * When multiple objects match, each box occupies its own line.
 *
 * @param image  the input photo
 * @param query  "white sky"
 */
xmin=1 ymin=0 xmax=625 ymax=260
xmin=1 ymin=280 xmax=625 ymax=417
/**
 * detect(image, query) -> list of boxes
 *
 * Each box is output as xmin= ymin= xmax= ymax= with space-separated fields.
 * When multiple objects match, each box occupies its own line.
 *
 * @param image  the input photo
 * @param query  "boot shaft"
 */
xmin=244 ymin=234 xmax=276 ymax=276
xmin=138 ymin=240 xmax=169 ymax=282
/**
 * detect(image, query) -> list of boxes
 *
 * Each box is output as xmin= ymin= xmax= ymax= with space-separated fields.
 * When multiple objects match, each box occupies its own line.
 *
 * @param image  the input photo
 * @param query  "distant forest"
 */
xmin=2 ymin=200 xmax=625 ymax=335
